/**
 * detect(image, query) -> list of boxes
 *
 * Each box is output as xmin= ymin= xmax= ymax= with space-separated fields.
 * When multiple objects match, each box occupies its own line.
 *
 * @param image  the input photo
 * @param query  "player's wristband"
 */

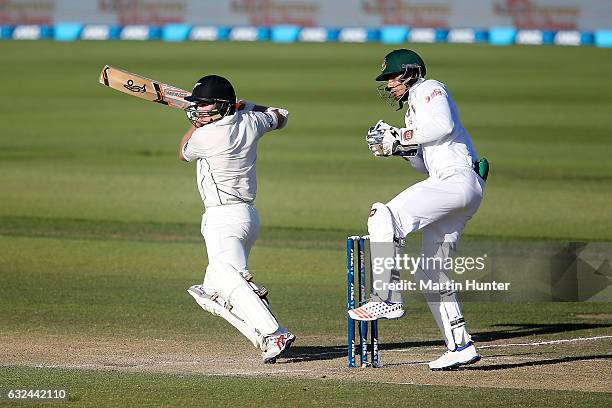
xmin=266 ymin=107 xmax=289 ymax=118
xmin=397 ymin=128 xmax=416 ymax=145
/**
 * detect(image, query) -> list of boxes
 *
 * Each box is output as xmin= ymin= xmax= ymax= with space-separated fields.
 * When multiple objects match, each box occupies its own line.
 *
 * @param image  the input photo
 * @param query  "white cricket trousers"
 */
xmin=200 ymin=203 xmax=279 ymax=336
xmin=388 ymin=167 xmax=484 ymax=242
xmin=389 ymin=167 xmax=484 ymax=349
xmin=201 ymin=203 xmax=259 ymax=279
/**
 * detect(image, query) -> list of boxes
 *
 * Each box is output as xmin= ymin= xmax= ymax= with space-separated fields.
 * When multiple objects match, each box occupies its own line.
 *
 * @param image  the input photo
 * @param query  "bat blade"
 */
xmin=99 ymin=65 xmax=191 ymax=110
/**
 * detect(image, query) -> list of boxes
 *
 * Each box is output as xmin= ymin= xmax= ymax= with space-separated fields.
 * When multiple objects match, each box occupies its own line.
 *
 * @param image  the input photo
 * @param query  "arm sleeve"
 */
xmin=251 ymin=107 xmax=289 ymax=138
xmin=408 ymin=84 xmax=454 ymax=144
xmin=182 ymin=143 xmax=195 ymax=162
xmin=252 ymin=111 xmax=279 ymax=137
xmin=182 ymin=131 xmax=207 ymax=162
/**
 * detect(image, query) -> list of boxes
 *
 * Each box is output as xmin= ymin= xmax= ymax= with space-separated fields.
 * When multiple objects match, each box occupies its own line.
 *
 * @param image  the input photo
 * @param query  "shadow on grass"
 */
xmin=472 ymin=322 xmax=612 ymax=343
xmin=280 ymin=345 xmax=346 ymax=363
xmin=462 ymin=354 xmax=612 ymax=371
xmin=281 ymin=322 xmax=611 ymax=364
xmin=380 ymin=322 xmax=612 ymax=352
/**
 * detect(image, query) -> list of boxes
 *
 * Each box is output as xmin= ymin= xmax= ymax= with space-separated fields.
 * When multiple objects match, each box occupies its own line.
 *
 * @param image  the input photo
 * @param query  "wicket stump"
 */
xmin=346 ymin=235 xmax=380 ymax=368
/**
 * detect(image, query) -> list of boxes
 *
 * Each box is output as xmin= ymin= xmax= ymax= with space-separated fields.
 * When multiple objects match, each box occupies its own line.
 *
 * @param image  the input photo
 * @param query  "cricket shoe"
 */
xmin=428 ymin=342 xmax=481 ymax=371
xmin=262 ymin=328 xmax=296 ymax=364
xmin=348 ymin=301 xmax=404 ymax=321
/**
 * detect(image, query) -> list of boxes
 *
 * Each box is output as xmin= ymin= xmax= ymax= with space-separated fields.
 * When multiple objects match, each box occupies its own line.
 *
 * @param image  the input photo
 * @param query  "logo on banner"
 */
xmin=494 ymin=0 xmax=579 ymax=30
xmin=362 ymin=0 xmax=449 ymax=27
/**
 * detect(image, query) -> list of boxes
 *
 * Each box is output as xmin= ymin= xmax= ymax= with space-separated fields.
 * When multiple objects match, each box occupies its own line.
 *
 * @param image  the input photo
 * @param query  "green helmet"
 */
xmin=376 ymin=49 xmax=426 ymax=81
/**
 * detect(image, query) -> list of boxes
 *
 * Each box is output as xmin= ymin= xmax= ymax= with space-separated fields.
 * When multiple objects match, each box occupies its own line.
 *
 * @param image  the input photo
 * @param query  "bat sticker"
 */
xmin=102 ymin=66 xmax=110 ymax=86
xmin=123 ymin=79 xmax=146 ymax=93
xmin=153 ymin=83 xmax=169 ymax=105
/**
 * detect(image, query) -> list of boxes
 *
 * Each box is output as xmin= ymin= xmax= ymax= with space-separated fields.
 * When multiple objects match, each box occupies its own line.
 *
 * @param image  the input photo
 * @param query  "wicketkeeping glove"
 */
xmin=366 ymin=120 xmax=419 ymax=157
xmin=366 ymin=120 xmax=398 ymax=157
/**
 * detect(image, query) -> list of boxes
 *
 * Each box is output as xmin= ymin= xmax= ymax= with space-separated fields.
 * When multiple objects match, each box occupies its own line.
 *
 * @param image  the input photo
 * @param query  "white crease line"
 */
xmin=478 ymin=335 xmax=612 ymax=349
xmin=294 ymin=351 xmax=344 ymax=357
xmin=393 ymin=335 xmax=612 ymax=353
xmin=382 ymin=361 xmax=429 ymax=367
xmin=374 ymin=380 xmax=435 ymax=387
xmin=378 ymin=355 xmax=538 ymax=367
xmin=28 ymin=363 xmax=317 ymax=376
xmin=206 ymin=369 xmax=315 ymax=376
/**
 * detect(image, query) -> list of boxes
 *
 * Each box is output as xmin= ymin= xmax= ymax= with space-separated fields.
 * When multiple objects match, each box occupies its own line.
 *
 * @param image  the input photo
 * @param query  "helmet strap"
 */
xmin=395 ymin=66 xmax=423 ymax=110
xmin=395 ymin=74 xmax=412 ymax=111
xmin=185 ymin=100 xmax=234 ymax=127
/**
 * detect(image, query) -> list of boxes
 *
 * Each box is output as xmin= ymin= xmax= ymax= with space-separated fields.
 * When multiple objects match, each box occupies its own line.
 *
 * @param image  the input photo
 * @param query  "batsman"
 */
xmin=180 ymin=74 xmax=294 ymax=363
xmin=348 ymin=49 xmax=488 ymax=370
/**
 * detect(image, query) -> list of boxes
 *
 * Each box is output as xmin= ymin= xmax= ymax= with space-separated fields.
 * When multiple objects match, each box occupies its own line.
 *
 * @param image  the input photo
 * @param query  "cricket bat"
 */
xmin=99 ymin=65 xmax=191 ymax=109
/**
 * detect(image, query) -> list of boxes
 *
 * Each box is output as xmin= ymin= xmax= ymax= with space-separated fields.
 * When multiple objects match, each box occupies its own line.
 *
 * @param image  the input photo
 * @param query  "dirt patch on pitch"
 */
xmin=1 ymin=333 xmax=611 ymax=393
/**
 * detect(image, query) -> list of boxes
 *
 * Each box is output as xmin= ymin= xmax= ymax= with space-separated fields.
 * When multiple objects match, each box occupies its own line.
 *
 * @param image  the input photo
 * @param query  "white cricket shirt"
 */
xmin=403 ymin=78 xmax=478 ymax=179
xmin=182 ymin=108 xmax=278 ymax=207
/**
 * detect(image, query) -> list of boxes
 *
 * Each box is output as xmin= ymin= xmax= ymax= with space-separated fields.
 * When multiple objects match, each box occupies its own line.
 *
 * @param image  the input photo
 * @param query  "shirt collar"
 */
xmin=408 ymin=78 xmax=426 ymax=98
xmin=203 ymin=113 xmax=236 ymax=128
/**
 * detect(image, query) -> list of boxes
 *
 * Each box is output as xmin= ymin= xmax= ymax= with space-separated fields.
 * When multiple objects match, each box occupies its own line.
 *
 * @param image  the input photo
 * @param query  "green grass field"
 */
xmin=1 ymin=41 xmax=611 ymax=406
xmin=3 ymin=367 xmax=611 ymax=408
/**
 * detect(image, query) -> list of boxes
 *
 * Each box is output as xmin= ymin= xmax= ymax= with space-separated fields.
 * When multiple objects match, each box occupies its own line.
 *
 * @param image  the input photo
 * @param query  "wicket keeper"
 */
xmin=349 ymin=49 xmax=488 ymax=370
